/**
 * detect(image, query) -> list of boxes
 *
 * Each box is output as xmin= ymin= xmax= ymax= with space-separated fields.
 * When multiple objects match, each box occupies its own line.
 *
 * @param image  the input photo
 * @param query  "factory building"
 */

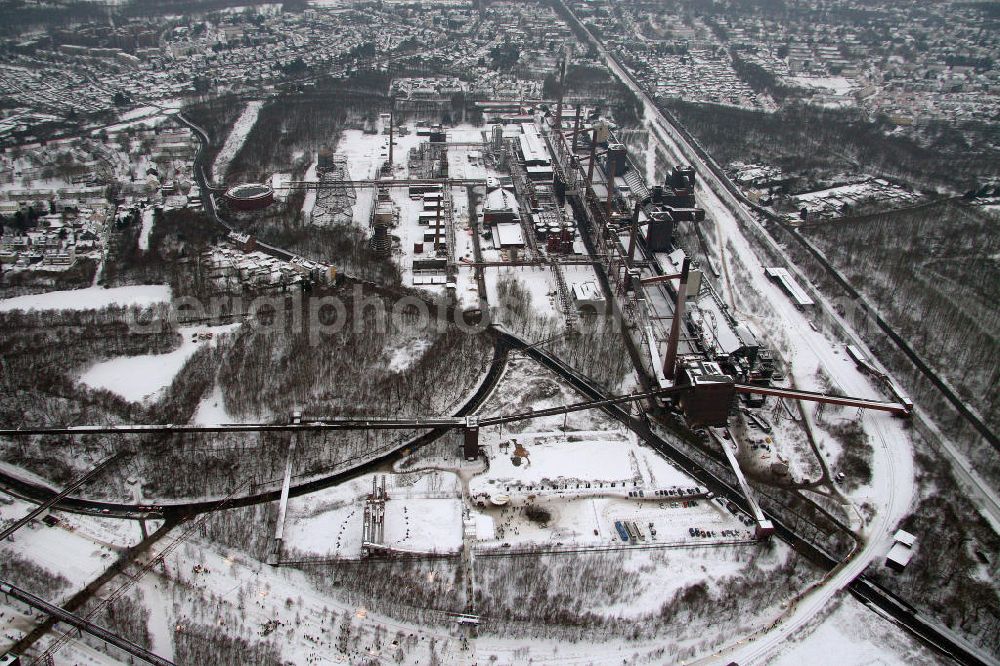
xmin=518 ymin=123 xmax=551 ymax=167
xmin=223 ymin=183 xmax=274 ymax=211
xmin=572 ymin=281 xmax=605 ymax=314
xmin=676 ymin=361 xmax=736 ymax=427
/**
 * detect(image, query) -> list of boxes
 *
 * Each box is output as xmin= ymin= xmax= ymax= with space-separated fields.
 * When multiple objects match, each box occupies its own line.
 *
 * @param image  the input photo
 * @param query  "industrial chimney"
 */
xmin=663 ymin=258 xmax=690 ymax=381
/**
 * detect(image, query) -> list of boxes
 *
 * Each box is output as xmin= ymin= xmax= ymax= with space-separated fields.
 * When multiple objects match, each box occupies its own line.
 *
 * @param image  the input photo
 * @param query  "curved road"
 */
xmin=4 ymin=78 xmax=991 ymax=666
xmin=547 ymin=3 xmax=997 ymax=664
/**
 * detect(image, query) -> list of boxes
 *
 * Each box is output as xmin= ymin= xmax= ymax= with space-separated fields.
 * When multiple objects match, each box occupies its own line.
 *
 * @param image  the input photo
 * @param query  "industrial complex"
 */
xmin=238 ymin=62 xmax=915 ymax=547
xmin=0 ymin=0 xmax=994 ymax=663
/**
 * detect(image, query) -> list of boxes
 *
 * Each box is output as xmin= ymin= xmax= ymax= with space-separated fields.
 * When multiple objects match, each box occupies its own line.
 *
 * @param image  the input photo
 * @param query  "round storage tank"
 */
xmin=224 ymin=182 xmax=275 ymax=211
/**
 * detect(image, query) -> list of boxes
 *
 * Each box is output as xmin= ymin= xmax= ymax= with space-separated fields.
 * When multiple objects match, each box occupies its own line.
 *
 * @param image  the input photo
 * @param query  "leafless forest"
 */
xmin=494 ymin=275 xmax=633 ymax=391
xmin=474 ymin=545 xmax=817 ymax=657
xmin=181 ymin=94 xmax=246 ymax=170
xmin=663 ymin=100 xmax=999 ymax=192
xmin=867 ymin=436 xmax=1000 ymax=655
xmin=0 ymin=283 xmax=492 ymax=499
xmin=0 ymin=258 xmax=98 ymax=300
xmin=803 ymin=201 xmax=999 ymax=432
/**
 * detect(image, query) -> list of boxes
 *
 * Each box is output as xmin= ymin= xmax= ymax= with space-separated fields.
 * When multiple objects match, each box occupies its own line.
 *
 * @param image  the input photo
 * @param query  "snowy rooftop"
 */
xmin=493 ymin=222 xmax=525 ymax=248
xmin=485 ymin=187 xmax=518 ymax=212
xmin=765 ymin=267 xmax=815 ymax=307
xmin=886 ymin=542 xmax=914 ymax=568
xmin=518 ymin=123 xmax=550 ymax=165
xmin=572 ymin=281 xmax=603 ymax=303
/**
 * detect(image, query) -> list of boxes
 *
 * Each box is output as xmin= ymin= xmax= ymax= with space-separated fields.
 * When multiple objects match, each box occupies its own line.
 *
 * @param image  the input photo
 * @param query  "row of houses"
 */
xmin=202 ymin=234 xmax=338 ymax=293
xmin=0 ymin=203 xmax=107 ymax=269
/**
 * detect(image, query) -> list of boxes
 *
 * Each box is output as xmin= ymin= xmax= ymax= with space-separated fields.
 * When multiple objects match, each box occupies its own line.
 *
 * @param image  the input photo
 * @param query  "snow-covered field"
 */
xmin=282 ymin=471 xmax=462 ymax=559
xmin=786 ymin=75 xmax=855 ymax=95
xmin=284 ymin=498 xmax=362 ymax=558
xmin=475 ymin=490 xmax=750 ymax=550
xmin=211 ymin=100 xmax=263 ymax=184
xmin=138 ymin=206 xmax=155 ymax=251
xmin=465 ymin=356 xmax=750 ymax=550
xmin=337 ymin=129 xmax=386 ymax=228
xmin=486 ymin=266 xmax=556 ymax=309
xmin=383 ymin=498 xmax=462 ymax=552
xmin=97 ymin=113 xmax=172 ymax=135
xmin=190 ymin=383 xmax=235 ymax=425
xmin=0 ymin=284 xmax=171 ymax=312
xmin=771 ymin=595 xmax=942 ymax=666
xmin=79 ymin=323 xmax=238 ymax=402
xmin=386 ymin=337 xmax=432 ymax=372
xmin=118 ymin=105 xmax=161 ymax=123
xmin=479 ymin=437 xmax=635 ymax=485
xmin=300 ymin=159 xmax=318 ymax=219
xmin=469 ymin=429 xmax=748 ymax=548
xmin=30 ymin=520 xmax=468 ymax=665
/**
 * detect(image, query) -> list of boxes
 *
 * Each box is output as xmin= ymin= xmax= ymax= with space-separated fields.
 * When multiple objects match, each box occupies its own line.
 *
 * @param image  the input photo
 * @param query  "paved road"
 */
xmin=551 ymin=3 xmax=994 ymax=664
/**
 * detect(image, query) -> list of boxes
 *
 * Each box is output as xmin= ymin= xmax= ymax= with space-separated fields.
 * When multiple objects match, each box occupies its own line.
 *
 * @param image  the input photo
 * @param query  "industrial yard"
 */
xmin=0 ymin=0 xmax=997 ymax=664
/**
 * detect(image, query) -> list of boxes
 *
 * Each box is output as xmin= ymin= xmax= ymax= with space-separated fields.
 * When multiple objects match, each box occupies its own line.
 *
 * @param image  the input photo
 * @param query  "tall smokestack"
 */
xmin=587 ymin=127 xmax=598 ymax=187
xmin=554 ymin=53 xmax=567 ymax=135
xmin=663 ymin=258 xmax=690 ymax=380
xmin=571 ymin=105 xmax=582 ymax=153
xmin=627 ymin=200 xmax=641 ymax=266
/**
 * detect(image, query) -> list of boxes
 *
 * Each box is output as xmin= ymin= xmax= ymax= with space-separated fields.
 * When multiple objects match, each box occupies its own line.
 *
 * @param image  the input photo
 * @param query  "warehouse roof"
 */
xmin=765 ymin=267 xmax=815 ymax=307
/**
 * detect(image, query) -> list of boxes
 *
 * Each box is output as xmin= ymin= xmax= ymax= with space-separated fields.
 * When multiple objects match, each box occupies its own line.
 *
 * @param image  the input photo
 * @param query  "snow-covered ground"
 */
xmin=633 ymin=83 xmax=916 ymax=666
xmin=483 ymin=260 xmax=601 ymax=324
xmin=190 ymin=383 xmax=235 ymax=425
xmin=386 ymin=337 xmax=432 ymax=372
xmin=336 ymin=128 xmax=386 ymax=228
xmin=79 ymin=323 xmax=239 ymax=402
xmin=118 ymin=105 xmax=161 ymax=122
xmin=383 ymin=498 xmax=462 ymax=552
xmin=466 ymin=356 xmax=750 ymax=552
xmin=282 ymin=471 xmax=462 ymax=559
xmin=486 ymin=266 xmax=556 ymax=310
xmin=137 ymin=206 xmax=155 ymax=251
xmin=211 ymin=100 xmax=263 ymax=184
xmin=269 ymin=172 xmax=290 ymax=201
xmin=771 ymin=595 xmax=942 ymax=665
xmin=32 ymin=517 xmax=470 ymax=666
xmin=786 ymin=75 xmax=855 ymax=95
xmin=469 ymin=429 xmax=749 ymax=549
xmin=0 ymin=284 xmax=172 ymax=312
xmin=300 ymin=159 xmax=318 ymax=219
xmin=96 ymin=113 xmax=172 ymax=135
xmin=0 ymin=497 xmax=157 ymax=653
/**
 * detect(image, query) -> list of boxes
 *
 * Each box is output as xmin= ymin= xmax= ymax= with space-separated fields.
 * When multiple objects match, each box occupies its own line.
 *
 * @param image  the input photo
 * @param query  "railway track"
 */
xmin=4 ymin=82 xmax=991 ymax=666
xmin=548 ymin=2 xmax=996 ymax=662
